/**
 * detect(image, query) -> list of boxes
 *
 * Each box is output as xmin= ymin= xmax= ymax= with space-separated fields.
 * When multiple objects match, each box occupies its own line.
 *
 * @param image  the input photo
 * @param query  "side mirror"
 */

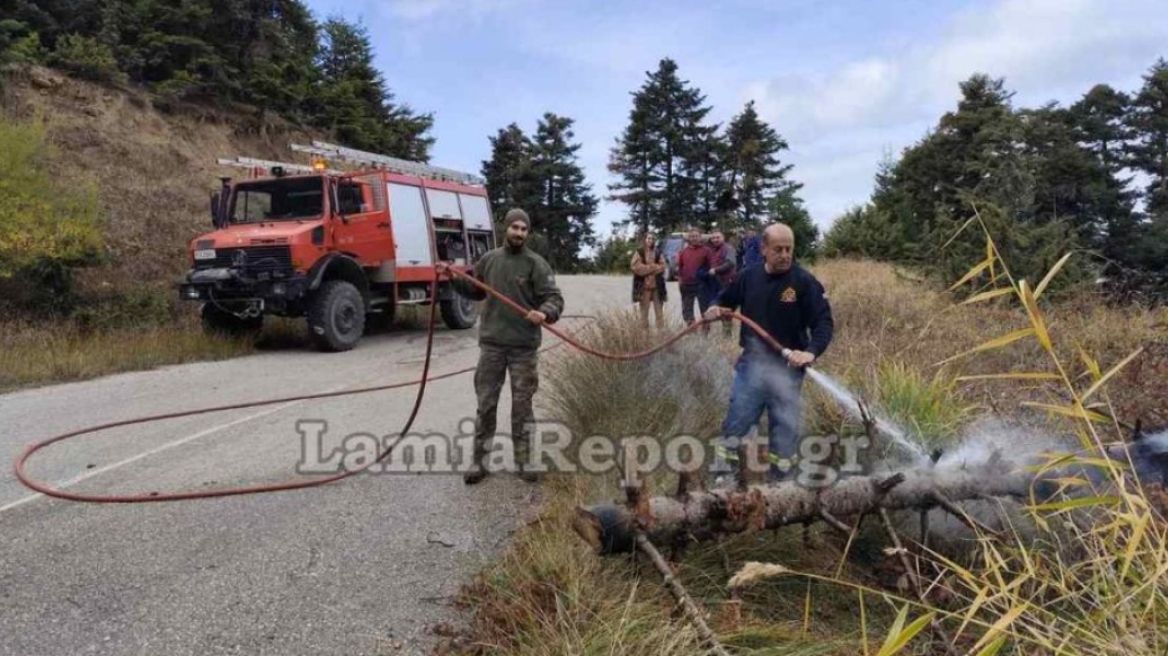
xmin=210 ymin=191 xmax=221 ymax=227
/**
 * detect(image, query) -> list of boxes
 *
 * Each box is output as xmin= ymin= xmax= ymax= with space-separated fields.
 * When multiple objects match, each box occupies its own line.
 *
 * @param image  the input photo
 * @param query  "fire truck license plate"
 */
xmin=194 ymin=249 xmax=216 ymax=260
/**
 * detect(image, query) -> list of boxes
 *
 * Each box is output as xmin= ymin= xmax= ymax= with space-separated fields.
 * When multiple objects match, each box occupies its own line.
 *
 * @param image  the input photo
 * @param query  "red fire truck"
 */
xmin=178 ymin=141 xmax=494 ymax=352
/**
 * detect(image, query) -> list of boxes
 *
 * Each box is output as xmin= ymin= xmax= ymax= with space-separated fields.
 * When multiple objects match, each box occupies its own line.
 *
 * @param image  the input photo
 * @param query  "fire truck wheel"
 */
xmin=308 ymin=280 xmax=366 ymax=352
xmin=440 ymin=291 xmax=478 ymax=329
xmin=201 ymin=303 xmax=263 ymax=339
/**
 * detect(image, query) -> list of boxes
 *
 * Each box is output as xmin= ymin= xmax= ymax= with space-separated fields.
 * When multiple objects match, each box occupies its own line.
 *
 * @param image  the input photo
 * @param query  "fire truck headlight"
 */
xmin=183 ymin=286 xmax=202 ymax=300
xmin=272 ymin=282 xmax=287 ymax=296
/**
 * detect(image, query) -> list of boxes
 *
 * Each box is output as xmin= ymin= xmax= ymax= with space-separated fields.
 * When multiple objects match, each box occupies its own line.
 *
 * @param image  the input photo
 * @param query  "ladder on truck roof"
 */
xmin=216 ymin=156 xmax=341 ymax=176
xmin=290 ymin=140 xmax=486 ymax=186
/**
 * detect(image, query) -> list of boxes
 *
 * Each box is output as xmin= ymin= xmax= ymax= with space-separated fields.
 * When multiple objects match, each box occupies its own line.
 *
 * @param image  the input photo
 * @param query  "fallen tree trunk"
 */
xmin=574 ymin=465 xmax=1035 ymax=555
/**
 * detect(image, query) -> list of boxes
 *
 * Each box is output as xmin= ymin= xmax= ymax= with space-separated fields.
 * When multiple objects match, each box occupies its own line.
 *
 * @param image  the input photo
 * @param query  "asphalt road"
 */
xmin=0 ymin=274 xmax=634 ymax=656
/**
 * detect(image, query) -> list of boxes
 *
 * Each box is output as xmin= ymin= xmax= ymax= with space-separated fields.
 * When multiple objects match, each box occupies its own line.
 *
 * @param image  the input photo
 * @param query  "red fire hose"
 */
xmin=12 ymin=268 xmax=789 ymax=504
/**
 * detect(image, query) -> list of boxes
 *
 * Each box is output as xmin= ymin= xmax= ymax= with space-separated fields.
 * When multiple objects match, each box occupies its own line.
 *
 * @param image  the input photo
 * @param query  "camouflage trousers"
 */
xmin=472 ymin=343 xmax=540 ymax=468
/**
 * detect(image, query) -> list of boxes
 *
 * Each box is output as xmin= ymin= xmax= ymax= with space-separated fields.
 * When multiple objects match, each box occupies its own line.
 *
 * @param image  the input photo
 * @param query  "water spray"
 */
xmin=779 ymin=347 xmax=932 ymax=465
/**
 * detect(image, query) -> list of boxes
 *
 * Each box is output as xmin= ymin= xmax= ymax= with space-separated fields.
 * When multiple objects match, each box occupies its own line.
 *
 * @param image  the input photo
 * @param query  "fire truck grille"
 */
xmin=201 ymin=246 xmax=293 ymax=273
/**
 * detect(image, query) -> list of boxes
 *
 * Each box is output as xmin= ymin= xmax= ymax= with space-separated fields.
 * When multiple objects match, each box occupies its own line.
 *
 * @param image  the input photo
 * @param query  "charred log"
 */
xmin=575 ymin=466 xmax=1033 ymax=555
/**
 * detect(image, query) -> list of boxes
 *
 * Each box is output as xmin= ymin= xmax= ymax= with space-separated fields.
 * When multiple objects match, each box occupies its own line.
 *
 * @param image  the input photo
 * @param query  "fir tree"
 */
xmin=312 ymin=18 xmax=433 ymax=160
xmin=608 ymin=58 xmax=718 ymax=235
xmin=1129 ymin=59 xmax=1168 ymax=219
xmin=482 ymin=115 xmax=598 ymax=270
xmin=531 ymin=113 xmax=598 ymax=270
xmin=725 ymin=100 xmax=795 ymax=227
xmin=481 ymin=123 xmax=540 ymax=221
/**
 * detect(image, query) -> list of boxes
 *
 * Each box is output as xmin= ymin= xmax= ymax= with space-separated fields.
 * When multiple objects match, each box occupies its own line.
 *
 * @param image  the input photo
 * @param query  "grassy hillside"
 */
xmin=0 ymin=66 xmax=334 ymax=391
xmin=1 ymin=65 xmax=321 ymax=291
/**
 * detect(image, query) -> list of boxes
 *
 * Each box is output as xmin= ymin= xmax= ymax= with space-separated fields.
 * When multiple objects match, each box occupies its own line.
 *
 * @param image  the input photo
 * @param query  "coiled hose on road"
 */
xmin=13 ymin=268 xmax=792 ymax=504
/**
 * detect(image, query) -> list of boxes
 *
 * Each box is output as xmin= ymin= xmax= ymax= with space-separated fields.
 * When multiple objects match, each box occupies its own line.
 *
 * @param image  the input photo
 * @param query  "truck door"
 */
xmin=331 ymin=176 xmax=391 ymax=266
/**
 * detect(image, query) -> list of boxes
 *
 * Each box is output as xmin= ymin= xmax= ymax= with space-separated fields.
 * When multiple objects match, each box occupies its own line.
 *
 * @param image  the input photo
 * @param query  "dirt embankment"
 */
xmin=1 ymin=66 xmax=325 ymax=291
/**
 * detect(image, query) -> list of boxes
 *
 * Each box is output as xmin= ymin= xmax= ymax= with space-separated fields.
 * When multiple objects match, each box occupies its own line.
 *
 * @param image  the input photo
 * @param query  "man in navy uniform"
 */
xmin=704 ymin=222 xmax=834 ymax=483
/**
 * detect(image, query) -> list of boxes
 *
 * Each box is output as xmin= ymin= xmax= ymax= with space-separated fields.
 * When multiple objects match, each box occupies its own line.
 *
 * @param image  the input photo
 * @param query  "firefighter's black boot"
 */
xmin=464 ymin=439 xmax=489 ymax=485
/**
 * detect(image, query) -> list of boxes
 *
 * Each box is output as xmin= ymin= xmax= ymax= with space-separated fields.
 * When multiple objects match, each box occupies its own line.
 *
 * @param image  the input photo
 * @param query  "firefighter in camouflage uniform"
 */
xmin=443 ymin=208 xmax=564 ymax=485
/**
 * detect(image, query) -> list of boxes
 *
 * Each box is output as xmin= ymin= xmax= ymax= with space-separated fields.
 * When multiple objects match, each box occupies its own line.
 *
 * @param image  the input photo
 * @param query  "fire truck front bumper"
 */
xmin=178 ymin=268 xmax=310 ymax=305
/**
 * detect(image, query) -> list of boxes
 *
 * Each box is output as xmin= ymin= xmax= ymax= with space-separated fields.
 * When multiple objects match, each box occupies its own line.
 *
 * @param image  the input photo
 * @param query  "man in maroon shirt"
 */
xmin=674 ymin=228 xmax=713 ymax=331
xmin=707 ymin=231 xmax=737 ymax=337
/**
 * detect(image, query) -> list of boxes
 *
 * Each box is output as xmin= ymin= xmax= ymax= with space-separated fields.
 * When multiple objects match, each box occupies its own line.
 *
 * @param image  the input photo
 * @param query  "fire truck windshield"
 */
xmin=230 ymin=176 xmax=325 ymax=223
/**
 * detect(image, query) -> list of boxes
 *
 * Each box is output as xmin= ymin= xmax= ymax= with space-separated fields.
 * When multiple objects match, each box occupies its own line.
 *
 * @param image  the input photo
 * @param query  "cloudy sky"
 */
xmin=300 ymin=0 xmax=1167 ymax=238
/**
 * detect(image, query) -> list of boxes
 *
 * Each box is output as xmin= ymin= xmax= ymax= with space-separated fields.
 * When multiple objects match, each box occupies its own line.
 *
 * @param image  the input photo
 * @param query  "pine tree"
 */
xmin=725 ymin=100 xmax=796 ymax=227
xmin=1129 ymin=59 xmax=1168 ymax=219
xmin=1069 ymin=84 xmax=1139 ymax=261
xmin=607 ymin=58 xmax=718 ymax=235
xmin=1019 ymin=105 xmax=1110 ymax=241
xmin=234 ymin=0 xmax=320 ymax=120
xmin=1127 ymin=58 xmax=1168 ymax=272
xmin=531 ymin=113 xmax=598 ymax=270
xmin=482 ymin=116 xmax=598 ymax=270
xmin=606 ymin=103 xmax=656 ymax=233
xmin=681 ymin=120 xmax=727 ymax=232
xmin=873 ymin=75 xmax=1026 ymax=261
xmin=312 ymin=18 xmax=434 ymax=160
xmin=481 ymin=123 xmax=540 ymax=221
xmin=865 ymin=75 xmax=1093 ymax=288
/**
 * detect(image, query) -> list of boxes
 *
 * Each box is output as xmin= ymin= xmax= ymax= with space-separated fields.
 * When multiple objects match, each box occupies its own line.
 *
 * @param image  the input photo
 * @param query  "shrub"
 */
xmin=0 ymin=21 xmax=43 ymax=65
xmin=0 ymin=113 xmax=105 ymax=315
xmin=46 ymin=33 xmax=124 ymax=85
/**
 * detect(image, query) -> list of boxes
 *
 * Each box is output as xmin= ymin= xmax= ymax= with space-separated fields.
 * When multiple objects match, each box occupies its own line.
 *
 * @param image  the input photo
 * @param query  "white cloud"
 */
xmin=924 ymin=0 xmax=1163 ymax=102
xmin=743 ymin=0 xmax=1168 ymax=232
xmin=747 ymin=59 xmax=901 ymax=141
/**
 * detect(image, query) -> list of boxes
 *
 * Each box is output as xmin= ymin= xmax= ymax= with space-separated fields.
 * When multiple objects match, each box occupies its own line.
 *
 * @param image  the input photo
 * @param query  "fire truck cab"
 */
xmin=178 ymin=141 xmax=494 ymax=352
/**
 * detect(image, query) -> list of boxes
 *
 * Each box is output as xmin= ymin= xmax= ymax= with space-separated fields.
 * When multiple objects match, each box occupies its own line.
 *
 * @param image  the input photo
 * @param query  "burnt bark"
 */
xmin=574 ymin=466 xmax=1034 ymax=555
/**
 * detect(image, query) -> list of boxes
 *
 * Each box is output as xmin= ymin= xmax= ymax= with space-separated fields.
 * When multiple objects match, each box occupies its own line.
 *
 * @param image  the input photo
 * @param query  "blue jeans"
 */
xmin=720 ymin=351 xmax=806 ymax=480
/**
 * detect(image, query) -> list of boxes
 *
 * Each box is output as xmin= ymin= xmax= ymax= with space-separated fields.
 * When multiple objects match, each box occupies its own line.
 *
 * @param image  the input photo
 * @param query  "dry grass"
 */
xmin=450 ymin=255 xmax=1168 ymax=656
xmin=0 ymin=304 xmax=435 ymax=393
xmin=812 ymin=258 xmax=1167 ymax=434
xmin=0 ymin=315 xmax=250 ymax=392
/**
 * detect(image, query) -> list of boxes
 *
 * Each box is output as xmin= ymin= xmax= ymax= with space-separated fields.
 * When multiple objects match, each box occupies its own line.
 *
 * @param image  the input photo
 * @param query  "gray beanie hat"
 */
xmin=504 ymin=208 xmax=530 ymax=228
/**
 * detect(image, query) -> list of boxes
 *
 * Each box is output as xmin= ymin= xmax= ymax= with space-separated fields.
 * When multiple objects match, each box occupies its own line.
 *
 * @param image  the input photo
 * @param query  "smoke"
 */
xmin=1107 ymin=426 xmax=1168 ymax=487
xmin=891 ymin=420 xmax=1168 ymax=549
xmin=641 ymin=336 xmax=737 ymax=433
xmin=884 ymin=416 xmax=1079 ymax=548
xmin=932 ymin=415 xmax=1076 ymax=473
